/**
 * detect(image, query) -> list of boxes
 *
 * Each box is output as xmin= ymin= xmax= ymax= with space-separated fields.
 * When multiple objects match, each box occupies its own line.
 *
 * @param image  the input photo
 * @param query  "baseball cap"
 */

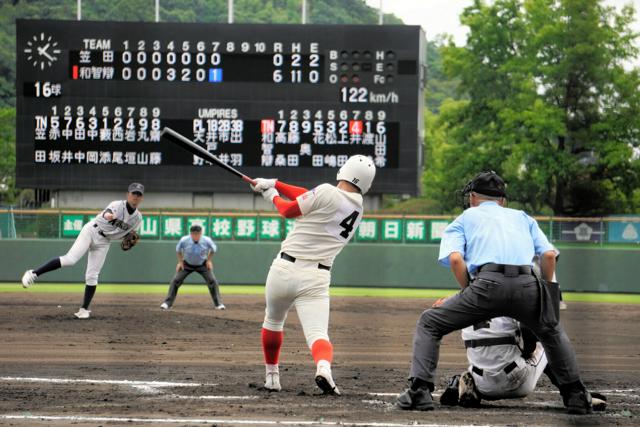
xmin=469 ymin=171 xmax=506 ymax=197
xmin=190 ymin=225 xmax=203 ymax=232
xmin=128 ymin=182 xmax=145 ymax=195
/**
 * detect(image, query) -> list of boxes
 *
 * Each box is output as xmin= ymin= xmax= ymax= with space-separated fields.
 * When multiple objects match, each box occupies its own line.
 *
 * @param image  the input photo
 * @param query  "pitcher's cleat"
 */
xmin=215 ymin=304 xmax=226 ymax=310
xmin=315 ymin=364 xmax=340 ymax=395
xmin=21 ymin=270 xmax=37 ymax=288
xmin=74 ymin=308 xmax=91 ymax=319
xmin=264 ymin=371 xmax=281 ymax=392
xmin=160 ymin=302 xmax=169 ymax=310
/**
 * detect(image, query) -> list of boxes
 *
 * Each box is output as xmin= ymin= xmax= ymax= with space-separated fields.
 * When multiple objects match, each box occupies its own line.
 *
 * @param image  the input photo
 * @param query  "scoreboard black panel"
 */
xmin=16 ymin=20 xmax=425 ymax=194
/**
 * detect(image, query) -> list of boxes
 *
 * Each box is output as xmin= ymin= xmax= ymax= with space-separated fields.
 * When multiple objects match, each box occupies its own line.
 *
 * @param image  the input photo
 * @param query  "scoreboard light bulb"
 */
xmin=340 ymin=74 xmax=349 ymax=83
xmin=351 ymin=74 xmax=360 ymax=84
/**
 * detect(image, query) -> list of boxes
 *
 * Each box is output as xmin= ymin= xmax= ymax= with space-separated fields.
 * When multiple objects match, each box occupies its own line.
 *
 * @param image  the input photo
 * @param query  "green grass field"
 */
xmin=1 ymin=283 xmax=639 ymax=304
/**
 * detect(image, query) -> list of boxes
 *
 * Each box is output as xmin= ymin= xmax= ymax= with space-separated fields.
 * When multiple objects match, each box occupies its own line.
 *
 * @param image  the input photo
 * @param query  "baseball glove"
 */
xmin=121 ymin=230 xmax=139 ymax=251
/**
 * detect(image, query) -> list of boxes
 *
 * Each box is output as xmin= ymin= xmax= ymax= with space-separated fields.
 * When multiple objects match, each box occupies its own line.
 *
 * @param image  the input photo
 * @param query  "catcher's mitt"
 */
xmin=121 ymin=231 xmax=139 ymax=251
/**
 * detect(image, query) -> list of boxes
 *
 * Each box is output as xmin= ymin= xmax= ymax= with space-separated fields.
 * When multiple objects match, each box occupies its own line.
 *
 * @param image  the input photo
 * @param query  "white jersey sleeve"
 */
xmin=94 ymin=200 xmax=143 ymax=240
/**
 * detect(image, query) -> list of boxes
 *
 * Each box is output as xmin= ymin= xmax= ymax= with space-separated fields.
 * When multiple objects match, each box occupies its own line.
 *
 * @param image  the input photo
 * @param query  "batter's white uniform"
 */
xmin=60 ymin=201 xmax=142 ymax=286
xmin=263 ymin=183 xmax=363 ymax=347
xmin=463 ymin=317 xmax=547 ymax=399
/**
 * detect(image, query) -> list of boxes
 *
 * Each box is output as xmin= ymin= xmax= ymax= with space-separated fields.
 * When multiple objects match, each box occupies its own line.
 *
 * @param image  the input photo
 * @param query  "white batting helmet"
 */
xmin=336 ymin=155 xmax=376 ymax=194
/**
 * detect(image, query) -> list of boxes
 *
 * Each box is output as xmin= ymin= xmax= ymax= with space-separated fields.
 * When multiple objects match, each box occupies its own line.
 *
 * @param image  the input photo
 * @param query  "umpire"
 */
xmin=396 ymin=171 xmax=592 ymax=414
xmin=160 ymin=225 xmax=225 ymax=310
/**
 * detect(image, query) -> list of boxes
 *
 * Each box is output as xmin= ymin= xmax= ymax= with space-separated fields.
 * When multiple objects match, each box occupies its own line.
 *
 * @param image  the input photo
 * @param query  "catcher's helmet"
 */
xmin=336 ymin=155 xmax=376 ymax=194
xmin=461 ymin=171 xmax=506 ymax=209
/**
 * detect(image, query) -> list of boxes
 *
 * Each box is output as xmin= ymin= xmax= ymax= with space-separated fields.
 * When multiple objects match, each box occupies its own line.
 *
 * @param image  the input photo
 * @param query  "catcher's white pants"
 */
xmin=472 ymin=343 xmax=548 ymax=399
xmin=59 ymin=221 xmax=111 ymax=286
xmin=263 ymin=256 xmax=331 ymax=348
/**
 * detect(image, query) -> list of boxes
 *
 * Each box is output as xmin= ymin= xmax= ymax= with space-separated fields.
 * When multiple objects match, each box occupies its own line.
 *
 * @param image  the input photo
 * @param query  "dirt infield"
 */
xmin=0 ymin=291 xmax=638 ymax=426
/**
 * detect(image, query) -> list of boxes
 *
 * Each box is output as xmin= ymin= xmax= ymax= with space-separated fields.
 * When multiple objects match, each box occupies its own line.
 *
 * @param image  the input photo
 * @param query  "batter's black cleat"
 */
xmin=458 ymin=372 xmax=481 ymax=408
xmin=396 ymin=387 xmax=435 ymax=411
xmin=315 ymin=364 xmax=340 ymax=395
xmin=566 ymin=390 xmax=593 ymax=415
xmin=440 ymin=374 xmax=460 ymax=406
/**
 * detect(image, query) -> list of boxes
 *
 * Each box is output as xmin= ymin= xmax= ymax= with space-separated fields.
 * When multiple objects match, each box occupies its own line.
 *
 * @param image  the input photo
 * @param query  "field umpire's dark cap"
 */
xmin=467 ymin=171 xmax=506 ymax=198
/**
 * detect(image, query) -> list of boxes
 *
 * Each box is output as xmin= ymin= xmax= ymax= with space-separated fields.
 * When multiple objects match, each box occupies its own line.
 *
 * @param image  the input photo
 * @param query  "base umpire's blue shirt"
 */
xmin=177 ymin=235 xmax=217 ymax=266
xmin=438 ymin=201 xmax=556 ymax=275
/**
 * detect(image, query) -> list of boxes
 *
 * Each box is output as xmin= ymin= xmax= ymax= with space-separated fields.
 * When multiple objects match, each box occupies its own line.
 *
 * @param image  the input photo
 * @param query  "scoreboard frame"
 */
xmin=16 ymin=19 xmax=426 ymax=195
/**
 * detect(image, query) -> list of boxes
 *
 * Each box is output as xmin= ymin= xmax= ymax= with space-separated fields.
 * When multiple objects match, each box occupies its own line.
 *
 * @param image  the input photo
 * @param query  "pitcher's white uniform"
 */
xmin=463 ymin=317 xmax=547 ymax=399
xmin=264 ymin=183 xmax=363 ymax=345
xmin=61 ymin=200 xmax=142 ymax=286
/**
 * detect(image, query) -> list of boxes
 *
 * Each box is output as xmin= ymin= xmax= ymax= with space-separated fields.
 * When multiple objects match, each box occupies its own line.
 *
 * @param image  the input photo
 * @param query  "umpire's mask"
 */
xmin=461 ymin=171 xmax=507 ymax=209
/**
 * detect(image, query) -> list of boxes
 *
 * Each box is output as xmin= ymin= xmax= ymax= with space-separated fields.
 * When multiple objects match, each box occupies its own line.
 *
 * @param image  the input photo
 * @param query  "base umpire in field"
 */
xmin=396 ymin=171 xmax=593 ymax=414
xmin=161 ymin=225 xmax=225 ymax=310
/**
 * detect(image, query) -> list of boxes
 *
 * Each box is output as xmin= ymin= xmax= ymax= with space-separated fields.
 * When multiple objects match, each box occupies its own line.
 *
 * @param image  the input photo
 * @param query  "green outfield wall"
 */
xmin=0 ymin=240 xmax=637 ymax=292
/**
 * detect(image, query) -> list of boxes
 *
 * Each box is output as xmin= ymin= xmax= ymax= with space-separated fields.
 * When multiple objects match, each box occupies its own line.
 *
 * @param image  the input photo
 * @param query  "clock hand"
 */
xmin=37 ymin=43 xmax=51 ymax=54
xmin=41 ymin=50 xmax=55 ymax=61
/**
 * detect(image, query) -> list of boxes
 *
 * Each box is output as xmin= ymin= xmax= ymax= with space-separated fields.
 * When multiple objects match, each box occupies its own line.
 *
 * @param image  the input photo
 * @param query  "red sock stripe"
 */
xmin=311 ymin=339 xmax=333 ymax=364
xmin=261 ymin=328 xmax=283 ymax=365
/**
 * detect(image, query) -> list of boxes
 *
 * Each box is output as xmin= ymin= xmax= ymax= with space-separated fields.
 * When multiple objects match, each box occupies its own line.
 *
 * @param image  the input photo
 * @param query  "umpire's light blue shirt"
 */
xmin=438 ymin=201 xmax=556 ymax=274
xmin=176 ymin=235 xmax=217 ymax=266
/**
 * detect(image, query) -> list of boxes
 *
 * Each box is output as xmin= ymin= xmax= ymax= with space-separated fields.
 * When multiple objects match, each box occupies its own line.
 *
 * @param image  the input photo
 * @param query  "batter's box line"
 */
xmin=0 ymin=376 xmax=218 ymax=393
xmin=0 ymin=414 xmax=495 ymax=427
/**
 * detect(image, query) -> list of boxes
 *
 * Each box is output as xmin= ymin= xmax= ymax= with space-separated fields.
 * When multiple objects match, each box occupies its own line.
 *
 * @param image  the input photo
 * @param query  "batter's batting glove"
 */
xmin=262 ymin=187 xmax=279 ymax=203
xmin=251 ymin=178 xmax=277 ymax=193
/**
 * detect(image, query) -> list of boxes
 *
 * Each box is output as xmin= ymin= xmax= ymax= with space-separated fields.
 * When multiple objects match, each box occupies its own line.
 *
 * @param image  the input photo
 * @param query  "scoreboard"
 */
xmin=16 ymin=20 xmax=425 ymax=194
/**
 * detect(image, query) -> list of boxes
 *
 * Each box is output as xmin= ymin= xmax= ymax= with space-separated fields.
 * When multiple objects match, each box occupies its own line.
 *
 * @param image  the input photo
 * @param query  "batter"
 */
xmin=251 ymin=155 xmax=376 ymax=395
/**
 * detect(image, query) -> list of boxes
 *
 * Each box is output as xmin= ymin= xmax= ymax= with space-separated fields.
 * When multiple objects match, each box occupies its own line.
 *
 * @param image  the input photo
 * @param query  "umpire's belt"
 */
xmin=472 ymin=361 xmax=518 ymax=377
xmin=464 ymin=336 xmax=518 ymax=349
xmin=93 ymin=223 xmax=107 ymax=238
xmin=281 ymin=252 xmax=331 ymax=271
xmin=478 ymin=263 xmax=532 ymax=277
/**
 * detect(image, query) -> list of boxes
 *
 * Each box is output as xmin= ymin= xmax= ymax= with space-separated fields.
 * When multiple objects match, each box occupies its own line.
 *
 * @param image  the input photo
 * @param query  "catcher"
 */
xmin=21 ymin=182 xmax=143 ymax=319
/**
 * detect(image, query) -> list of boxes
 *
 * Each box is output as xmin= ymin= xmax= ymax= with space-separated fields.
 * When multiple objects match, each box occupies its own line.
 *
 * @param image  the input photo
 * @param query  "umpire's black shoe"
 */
xmin=566 ymin=390 xmax=593 ymax=415
xmin=440 ymin=375 xmax=460 ymax=406
xmin=396 ymin=388 xmax=435 ymax=411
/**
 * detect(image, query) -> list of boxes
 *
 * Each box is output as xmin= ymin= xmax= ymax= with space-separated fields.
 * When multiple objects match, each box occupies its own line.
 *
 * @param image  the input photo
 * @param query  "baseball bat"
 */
xmin=161 ymin=127 xmax=256 ymax=185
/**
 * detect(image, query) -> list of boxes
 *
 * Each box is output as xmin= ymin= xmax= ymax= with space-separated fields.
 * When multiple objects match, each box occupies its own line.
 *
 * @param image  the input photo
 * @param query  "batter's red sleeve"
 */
xmin=273 ymin=196 xmax=302 ymax=218
xmin=275 ymin=181 xmax=308 ymax=200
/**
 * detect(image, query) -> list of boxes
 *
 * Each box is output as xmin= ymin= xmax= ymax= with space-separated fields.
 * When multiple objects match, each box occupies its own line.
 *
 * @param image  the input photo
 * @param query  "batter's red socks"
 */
xmin=261 ymin=328 xmax=283 ymax=365
xmin=311 ymin=339 xmax=334 ymax=365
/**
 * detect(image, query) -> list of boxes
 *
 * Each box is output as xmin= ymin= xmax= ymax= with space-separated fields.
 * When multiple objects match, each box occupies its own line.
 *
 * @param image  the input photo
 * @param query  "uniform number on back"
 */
xmin=339 ymin=211 xmax=360 ymax=238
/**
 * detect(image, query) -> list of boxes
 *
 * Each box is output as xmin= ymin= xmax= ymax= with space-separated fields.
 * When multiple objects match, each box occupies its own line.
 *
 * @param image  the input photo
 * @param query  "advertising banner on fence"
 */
xmin=608 ymin=221 xmax=640 ymax=243
xmin=559 ymin=221 xmax=605 ymax=243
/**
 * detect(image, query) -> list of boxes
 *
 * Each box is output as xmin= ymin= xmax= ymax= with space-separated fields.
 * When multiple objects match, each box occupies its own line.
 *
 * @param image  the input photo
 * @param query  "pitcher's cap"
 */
xmin=128 ymin=182 xmax=145 ymax=194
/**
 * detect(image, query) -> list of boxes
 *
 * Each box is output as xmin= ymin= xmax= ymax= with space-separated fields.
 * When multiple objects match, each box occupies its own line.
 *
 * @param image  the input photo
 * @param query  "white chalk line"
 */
xmin=0 ymin=376 xmax=217 ymax=388
xmin=0 ymin=415 xmax=494 ymax=427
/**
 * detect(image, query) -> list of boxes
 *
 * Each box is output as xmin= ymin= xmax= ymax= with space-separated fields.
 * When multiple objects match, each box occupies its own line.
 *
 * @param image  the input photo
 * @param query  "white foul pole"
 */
xmin=379 ymin=0 xmax=383 ymax=25
xmin=77 ymin=0 xmax=81 ymax=20
xmin=155 ymin=0 xmax=160 ymax=22
xmin=302 ymin=0 xmax=307 ymax=24
xmin=228 ymin=0 xmax=234 ymax=23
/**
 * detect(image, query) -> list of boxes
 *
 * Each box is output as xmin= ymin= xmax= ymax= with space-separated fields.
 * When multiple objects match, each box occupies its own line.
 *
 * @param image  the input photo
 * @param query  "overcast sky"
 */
xmin=365 ymin=0 xmax=640 ymax=45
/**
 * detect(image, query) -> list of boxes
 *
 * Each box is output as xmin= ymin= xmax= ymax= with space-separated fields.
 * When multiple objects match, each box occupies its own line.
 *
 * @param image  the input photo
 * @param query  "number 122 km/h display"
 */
xmin=17 ymin=19 xmax=426 ymax=194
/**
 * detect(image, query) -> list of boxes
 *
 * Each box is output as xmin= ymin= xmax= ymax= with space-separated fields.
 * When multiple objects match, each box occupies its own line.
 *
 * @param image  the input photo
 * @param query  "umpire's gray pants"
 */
xmin=163 ymin=263 xmax=222 ymax=307
xmin=410 ymin=272 xmax=581 ymax=387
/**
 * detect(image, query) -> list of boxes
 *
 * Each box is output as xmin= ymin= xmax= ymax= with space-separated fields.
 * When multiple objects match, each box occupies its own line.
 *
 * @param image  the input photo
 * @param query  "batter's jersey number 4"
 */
xmin=339 ymin=211 xmax=359 ymax=238
xmin=326 ymin=205 xmax=363 ymax=242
